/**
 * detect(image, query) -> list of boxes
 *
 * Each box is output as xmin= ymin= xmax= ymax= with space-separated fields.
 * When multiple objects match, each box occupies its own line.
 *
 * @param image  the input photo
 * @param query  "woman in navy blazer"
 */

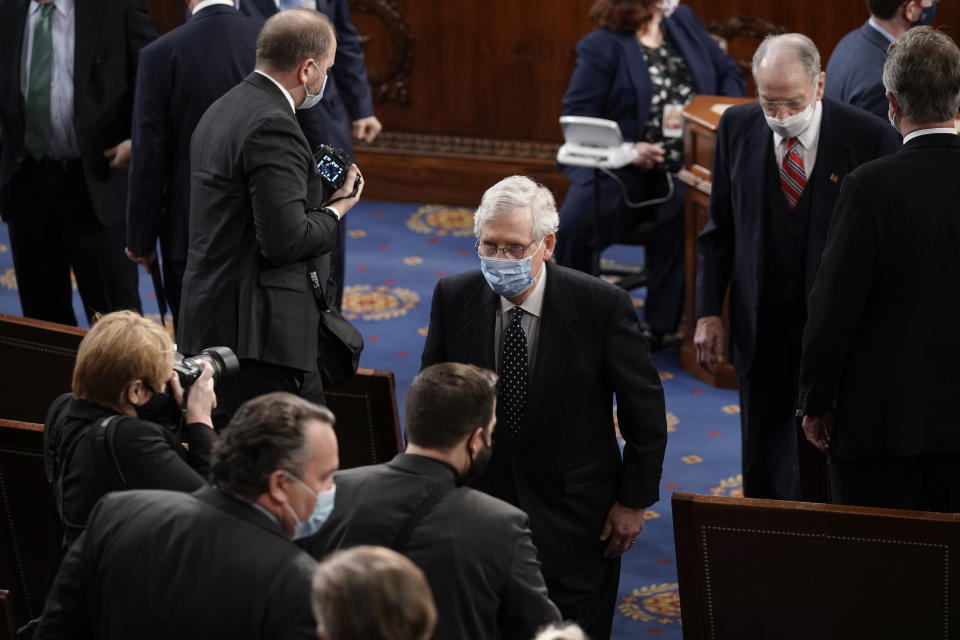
xmin=557 ymin=0 xmax=744 ymax=346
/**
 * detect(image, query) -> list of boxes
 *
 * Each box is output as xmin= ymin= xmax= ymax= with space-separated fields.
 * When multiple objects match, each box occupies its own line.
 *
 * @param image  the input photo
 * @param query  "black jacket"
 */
xmin=43 ymin=394 xmax=215 ymax=546
xmin=177 ymin=72 xmax=339 ymax=371
xmin=302 ymin=453 xmax=561 ymax=640
xmin=34 ymin=487 xmax=317 ymax=640
xmin=421 ymin=262 xmax=667 ymax=578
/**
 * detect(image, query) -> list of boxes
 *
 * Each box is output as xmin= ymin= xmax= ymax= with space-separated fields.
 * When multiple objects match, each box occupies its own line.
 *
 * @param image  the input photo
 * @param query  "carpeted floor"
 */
xmin=0 ymin=200 xmax=742 ymax=639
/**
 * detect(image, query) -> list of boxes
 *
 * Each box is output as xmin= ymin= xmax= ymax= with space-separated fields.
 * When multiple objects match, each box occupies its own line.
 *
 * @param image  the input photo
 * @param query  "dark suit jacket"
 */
xmin=42 ymin=394 xmax=215 ymax=546
xmin=238 ymin=0 xmax=375 ymax=155
xmin=177 ymin=72 xmax=339 ymax=371
xmin=560 ymin=5 xmax=744 ymax=186
xmin=696 ymin=99 xmax=902 ymax=377
xmin=34 ymin=487 xmax=317 ymax=640
xmin=0 ymin=0 xmax=156 ymax=224
xmin=824 ymin=21 xmax=891 ymax=121
xmin=126 ymin=5 xmax=263 ymax=262
xmin=800 ymin=133 xmax=960 ymax=459
xmin=302 ymin=453 xmax=561 ymax=640
xmin=420 ymin=262 xmax=667 ymax=577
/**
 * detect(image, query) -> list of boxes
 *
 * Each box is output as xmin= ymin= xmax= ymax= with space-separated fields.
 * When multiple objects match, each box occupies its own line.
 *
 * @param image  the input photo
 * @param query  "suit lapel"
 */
xmin=524 ymin=264 xmax=577 ymax=437
xmin=620 ymin=35 xmax=653 ymax=134
xmin=73 ymin=0 xmax=104 ymax=103
xmin=747 ymin=116 xmax=774 ymax=297
xmin=4 ymin=0 xmax=30 ymax=126
xmin=461 ymin=276 xmax=498 ymax=371
xmin=859 ymin=21 xmax=893 ymax=56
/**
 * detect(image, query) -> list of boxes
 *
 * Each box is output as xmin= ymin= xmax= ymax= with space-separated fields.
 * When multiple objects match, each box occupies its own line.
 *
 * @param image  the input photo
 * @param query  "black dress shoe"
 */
xmin=639 ymin=323 xmax=681 ymax=352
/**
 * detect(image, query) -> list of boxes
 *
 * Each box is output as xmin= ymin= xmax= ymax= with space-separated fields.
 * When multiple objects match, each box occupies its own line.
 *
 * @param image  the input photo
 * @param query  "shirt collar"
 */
xmin=254 ymin=69 xmax=296 ymax=113
xmin=867 ymin=17 xmax=897 ymax=43
xmin=772 ymin=100 xmax=824 ymax=151
xmin=192 ymin=0 xmax=236 ymax=14
xmin=32 ymin=0 xmax=73 ymax=18
xmin=500 ymin=261 xmax=547 ymax=318
xmin=903 ymin=127 xmax=959 ymax=144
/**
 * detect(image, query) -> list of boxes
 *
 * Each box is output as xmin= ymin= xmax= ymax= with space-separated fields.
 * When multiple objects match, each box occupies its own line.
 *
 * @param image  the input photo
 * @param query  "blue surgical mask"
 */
xmin=910 ymin=0 xmax=937 ymax=26
xmin=479 ymin=244 xmax=544 ymax=298
xmin=283 ymin=473 xmax=336 ymax=539
xmin=298 ymin=62 xmax=327 ymax=110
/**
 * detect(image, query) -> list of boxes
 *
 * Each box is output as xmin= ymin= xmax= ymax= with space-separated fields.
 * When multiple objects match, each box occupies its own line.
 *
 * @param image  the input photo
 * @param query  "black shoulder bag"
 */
xmin=308 ymin=260 xmax=364 ymax=388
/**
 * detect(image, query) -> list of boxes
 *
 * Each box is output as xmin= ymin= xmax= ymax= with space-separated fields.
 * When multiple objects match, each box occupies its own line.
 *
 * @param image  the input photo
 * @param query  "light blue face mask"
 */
xmin=298 ymin=62 xmax=327 ymax=110
xmin=283 ymin=473 xmax=336 ymax=539
xmin=479 ymin=239 xmax=544 ymax=298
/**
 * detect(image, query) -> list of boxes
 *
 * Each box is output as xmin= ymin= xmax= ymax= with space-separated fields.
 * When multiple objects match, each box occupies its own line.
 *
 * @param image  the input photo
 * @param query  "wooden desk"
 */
xmin=678 ymin=96 xmax=753 ymax=389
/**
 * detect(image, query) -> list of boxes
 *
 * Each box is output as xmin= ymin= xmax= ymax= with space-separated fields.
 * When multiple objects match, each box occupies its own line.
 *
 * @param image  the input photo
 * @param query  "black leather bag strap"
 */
xmin=87 ymin=415 xmax=129 ymax=492
xmin=392 ymin=483 xmax=455 ymax=551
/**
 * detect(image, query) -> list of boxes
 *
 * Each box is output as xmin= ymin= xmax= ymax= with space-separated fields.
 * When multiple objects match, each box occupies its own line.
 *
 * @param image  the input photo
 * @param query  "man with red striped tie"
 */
xmin=693 ymin=34 xmax=900 ymax=501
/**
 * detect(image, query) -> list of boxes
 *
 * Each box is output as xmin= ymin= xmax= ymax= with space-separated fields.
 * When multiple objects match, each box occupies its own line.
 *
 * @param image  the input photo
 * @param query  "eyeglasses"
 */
xmin=475 ymin=238 xmax=539 ymax=260
xmin=757 ymin=97 xmax=810 ymax=113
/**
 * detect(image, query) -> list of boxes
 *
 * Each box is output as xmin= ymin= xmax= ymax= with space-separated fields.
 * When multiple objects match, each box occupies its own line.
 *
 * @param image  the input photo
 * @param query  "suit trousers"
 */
xmin=545 ymin=557 xmax=621 ymax=640
xmin=7 ymin=157 xmax=141 ymax=325
xmin=161 ymin=257 xmax=186 ymax=329
xmin=830 ymin=453 xmax=960 ymax=512
xmin=212 ymin=358 xmax=305 ymax=430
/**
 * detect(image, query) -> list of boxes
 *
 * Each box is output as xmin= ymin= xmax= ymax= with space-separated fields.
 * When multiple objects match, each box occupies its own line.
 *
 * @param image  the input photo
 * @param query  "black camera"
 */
xmin=173 ymin=346 xmax=240 ymax=391
xmin=313 ymin=144 xmax=352 ymax=191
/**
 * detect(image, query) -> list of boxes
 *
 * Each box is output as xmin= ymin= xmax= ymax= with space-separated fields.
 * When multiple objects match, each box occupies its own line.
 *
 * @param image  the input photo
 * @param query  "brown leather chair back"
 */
xmin=673 ymin=491 xmax=960 ymax=639
xmin=325 ymin=368 xmax=403 ymax=468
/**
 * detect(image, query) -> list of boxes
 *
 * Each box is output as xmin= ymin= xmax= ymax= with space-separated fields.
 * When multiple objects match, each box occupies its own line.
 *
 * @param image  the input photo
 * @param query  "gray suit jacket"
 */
xmin=301 ymin=453 xmax=561 ymax=640
xmin=178 ymin=72 xmax=339 ymax=370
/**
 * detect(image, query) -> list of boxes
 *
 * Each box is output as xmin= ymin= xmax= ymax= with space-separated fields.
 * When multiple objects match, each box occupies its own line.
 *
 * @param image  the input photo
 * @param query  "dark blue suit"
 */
xmin=238 ymin=0 xmax=376 ymax=310
xmin=556 ymin=5 xmax=744 ymax=334
xmin=126 ymin=5 xmax=263 ymax=324
xmin=696 ymin=99 xmax=901 ymax=499
xmin=825 ymin=21 xmax=892 ymax=121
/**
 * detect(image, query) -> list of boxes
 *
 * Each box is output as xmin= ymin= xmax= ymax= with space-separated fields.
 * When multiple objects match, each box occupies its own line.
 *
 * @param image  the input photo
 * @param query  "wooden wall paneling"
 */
xmin=145 ymin=0 xmax=185 ymax=35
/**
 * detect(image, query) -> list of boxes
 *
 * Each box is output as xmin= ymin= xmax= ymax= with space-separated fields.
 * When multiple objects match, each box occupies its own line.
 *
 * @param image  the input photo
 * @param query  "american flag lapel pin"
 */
xmin=829 ymin=172 xmax=839 ymax=183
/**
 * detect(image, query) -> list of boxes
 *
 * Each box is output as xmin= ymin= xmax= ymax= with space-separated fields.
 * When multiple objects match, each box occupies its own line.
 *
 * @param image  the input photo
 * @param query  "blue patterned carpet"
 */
xmin=0 ymin=201 xmax=742 ymax=639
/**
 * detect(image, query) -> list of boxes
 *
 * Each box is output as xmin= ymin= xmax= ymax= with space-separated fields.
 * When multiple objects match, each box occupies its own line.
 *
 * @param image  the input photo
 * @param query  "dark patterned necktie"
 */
xmin=780 ymin=137 xmax=807 ymax=211
xmin=500 ymin=307 xmax=528 ymax=439
xmin=24 ymin=2 xmax=54 ymax=160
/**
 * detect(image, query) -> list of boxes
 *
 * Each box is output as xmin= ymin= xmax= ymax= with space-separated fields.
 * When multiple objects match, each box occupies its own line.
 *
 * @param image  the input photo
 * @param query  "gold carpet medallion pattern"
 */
xmin=682 ymin=455 xmax=703 ymax=465
xmin=619 ymin=583 xmax=681 ymax=624
xmin=722 ymin=404 xmax=741 ymax=414
xmin=0 ymin=244 xmax=7 ymax=252
xmin=404 ymin=256 xmax=423 ymax=265
xmin=709 ymin=474 xmax=743 ymax=497
xmin=342 ymin=285 xmax=420 ymax=321
xmin=666 ymin=412 xmax=679 ymax=433
xmin=406 ymin=205 xmax=476 ymax=237
xmin=348 ymin=229 xmax=367 ymax=239
xmin=0 ymin=268 xmax=16 ymax=291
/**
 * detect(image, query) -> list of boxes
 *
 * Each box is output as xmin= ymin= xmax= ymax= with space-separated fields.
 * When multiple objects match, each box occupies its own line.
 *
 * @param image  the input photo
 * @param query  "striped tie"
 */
xmin=780 ymin=137 xmax=807 ymax=211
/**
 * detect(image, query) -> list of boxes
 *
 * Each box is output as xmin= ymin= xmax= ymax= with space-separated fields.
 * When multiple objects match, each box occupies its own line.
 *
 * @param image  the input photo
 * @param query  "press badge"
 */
xmin=663 ymin=103 xmax=685 ymax=138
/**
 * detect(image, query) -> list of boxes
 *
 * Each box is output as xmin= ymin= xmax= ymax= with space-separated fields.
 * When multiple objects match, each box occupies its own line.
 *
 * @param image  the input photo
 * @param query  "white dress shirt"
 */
xmin=867 ymin=17 xmax=897 ymax=43
xmin=21 ymin=0 xmax=80 ymax=158
xmin=192 ymin=0 xmax=236 ymax=13
xmin=254 ymin=69 xmax=296 ymax=112
xmin=494 ymin=265 xmax=547 ymax=373
xmin=903 ymin=127 xmax=959 ymax=144
xmin=773 ymin=100 xmax=824 ymax=178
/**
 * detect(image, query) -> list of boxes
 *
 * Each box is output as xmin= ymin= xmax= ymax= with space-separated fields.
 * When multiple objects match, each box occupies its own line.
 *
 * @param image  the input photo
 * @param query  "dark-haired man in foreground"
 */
xmin=35 ymin=392 xmax=339 ymax=640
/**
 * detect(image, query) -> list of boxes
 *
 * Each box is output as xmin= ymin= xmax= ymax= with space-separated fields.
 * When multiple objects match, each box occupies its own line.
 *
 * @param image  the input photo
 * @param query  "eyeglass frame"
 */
xmin=475 ymin=237 xmax=542 ymax=260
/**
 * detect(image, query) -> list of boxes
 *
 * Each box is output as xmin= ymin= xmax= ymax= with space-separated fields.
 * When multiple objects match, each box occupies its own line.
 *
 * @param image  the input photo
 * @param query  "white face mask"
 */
xmin=764 ymin=100 xmax=816 ymax=139
xmin=297 ymin=62 xmax=327 ymax=111
xmin=658 ymin=0 xmax=679 ymax=18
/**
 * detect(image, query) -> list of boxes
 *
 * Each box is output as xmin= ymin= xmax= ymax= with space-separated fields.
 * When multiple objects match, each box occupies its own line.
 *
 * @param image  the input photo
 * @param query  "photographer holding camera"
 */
xmin=44 ymin=310 xmax=218 ymax=546
xmin=178 ymin=9 xmax=364 ymax=427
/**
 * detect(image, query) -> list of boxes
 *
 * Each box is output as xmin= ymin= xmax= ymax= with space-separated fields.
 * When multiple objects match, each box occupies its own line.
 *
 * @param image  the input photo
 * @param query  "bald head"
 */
xmin=255 ymin=8 xmax=335 ymax=73
xmin=752 ymin=33 xmax=821 ymax=87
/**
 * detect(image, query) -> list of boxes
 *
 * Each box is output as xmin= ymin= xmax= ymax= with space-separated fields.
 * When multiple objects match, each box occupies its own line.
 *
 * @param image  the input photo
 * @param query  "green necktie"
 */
xmin=24 ymin=2 xmax=55 ymax=160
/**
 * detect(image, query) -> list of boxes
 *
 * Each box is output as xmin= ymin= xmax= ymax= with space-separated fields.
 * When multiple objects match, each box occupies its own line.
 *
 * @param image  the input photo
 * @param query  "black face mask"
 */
xmin=458 ymin=433 xmax=493 ymax=486
xmin=134 ymin=383 xmax=180 ymax=427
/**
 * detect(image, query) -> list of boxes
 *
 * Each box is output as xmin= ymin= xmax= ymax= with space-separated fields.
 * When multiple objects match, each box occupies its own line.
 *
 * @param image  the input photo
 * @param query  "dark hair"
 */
xmin=255 ymin=8 xmax=335 ymax=72
xmin=211 ymin=392 xmax=335 ymax=499
xmin=405 ymin=363 xmax=497 ymax=450
xmin=311 ymin=546 xmax=437 ymax=640
xmin=867 ymin=0 xmax=906 ymax=20
xmin=589 ymin=0 xmax=658 ymax=32
xmin=883 ymin=27 xmax=960 ymax=124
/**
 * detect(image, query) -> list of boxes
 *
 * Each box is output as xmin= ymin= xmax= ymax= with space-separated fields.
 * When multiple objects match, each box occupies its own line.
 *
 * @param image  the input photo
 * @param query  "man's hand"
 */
xmin=125 ymin=248 xmax=157 ymax=273
xmin=802 ymin=409 xmax=837 ymax=454
xmin=694 ymin=315 xmax=725 ymax=372
xmin=324 ymin=163 xmax=365 ymax=218
xmin=169 ymin=361 xmax=217 ymax=429
xmin=631 ymin=142 xmax=666 ymax=170
xmin=104 ymin=139 xmax=132 ymax=170
xmin=351 ymin=116 xmax=383 ymax=143
xmin=600 ymin=503 xmax=646 ymax=559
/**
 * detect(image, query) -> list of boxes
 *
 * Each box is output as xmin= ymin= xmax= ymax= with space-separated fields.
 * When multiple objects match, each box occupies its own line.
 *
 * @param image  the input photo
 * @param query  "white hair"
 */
xmin=751 ymin=33 xmax=821 ymax=86
xmin=532 ymin=623 xmax=589 ymax=640
xmin=473 ymin=175 xmax=559 ymax=240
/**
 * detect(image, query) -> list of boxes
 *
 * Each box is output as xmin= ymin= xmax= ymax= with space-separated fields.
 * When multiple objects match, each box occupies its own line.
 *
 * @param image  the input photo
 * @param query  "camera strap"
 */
xmin=88 ymin=415 xmax=130 ymax=493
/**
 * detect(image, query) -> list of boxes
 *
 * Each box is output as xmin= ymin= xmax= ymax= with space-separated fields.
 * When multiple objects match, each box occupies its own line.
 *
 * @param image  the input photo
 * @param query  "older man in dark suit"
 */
xmin=800 ymin=27 xmax=960 ymax=512
xmin=303 ymin=362 xmax=561 ymax=640
xmin=34 ymin=392 xmax=339 ymax=640
xmin=125 ymin=0 xmax=264 ymax=326
xmin=0 ymin=0 xmax=153 ymax=325
xmin=824 ymin=0 xmax=938 ymax=120
xmin=421 ymin=175 xmax=667 ymax=640
xmin=177 ymin=9 xmax=363 ymax=426
xmin=695 ymin=34 xmax=901 ymax=501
